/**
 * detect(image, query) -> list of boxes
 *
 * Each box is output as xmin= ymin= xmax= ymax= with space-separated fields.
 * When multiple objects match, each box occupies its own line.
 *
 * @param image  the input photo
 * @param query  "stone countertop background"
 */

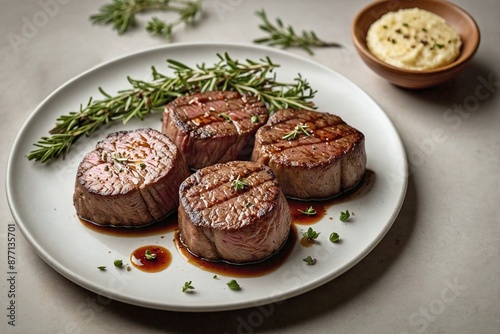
xmin=1 ymin=0 xmax=498 ymax=333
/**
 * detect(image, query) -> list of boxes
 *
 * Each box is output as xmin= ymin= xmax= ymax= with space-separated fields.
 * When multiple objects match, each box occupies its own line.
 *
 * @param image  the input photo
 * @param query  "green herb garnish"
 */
xmin=251 ymin=115 xmax=259 ymax=123
xmin=329 ymin=232 xmax=340 ymax=243
xmin=90 ymin=0 xmax=202 ymax=41
xmin=182 ymin=281 xmax=195 ymax=292
xmin=303 ymin=227 xmax=320 ymax=243
xmin=227 ymin=280 xmax=241 ymax=291
xmin=298 ymin=206 xmax=316 ymax=216
xmin=339 ymin=210 xmax=350 ymax=222
xmin=434 ymin=43 xmax=445 ymax=49
xmin=219 ymin=113 xmax=233 ymax=123
xmin=27 ymin=53 xmax=316 ymax=163
xmin=97 ymin=266 xmax=106 ymax=271
xmin=145 ymin=250 xmax=157 ymax=260
xmin=113 ymin=259 xmax=123 ymax=268
xmin=282 ymin=123 xmax=312 ymax=140
xmin=231 ymin=175 xmax=248 ymax=191
xmin=303 ymin=256 xmax=316 ymax=265
xmin=253 ymin=9 xmax=341 ymax=55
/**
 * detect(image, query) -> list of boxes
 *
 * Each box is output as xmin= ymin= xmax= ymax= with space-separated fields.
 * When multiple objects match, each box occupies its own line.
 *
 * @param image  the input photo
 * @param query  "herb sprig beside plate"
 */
xmin=254 ymin=9 xmax=342 ymax=55
xmin=90 ymin=0 xmax=202 ymax=41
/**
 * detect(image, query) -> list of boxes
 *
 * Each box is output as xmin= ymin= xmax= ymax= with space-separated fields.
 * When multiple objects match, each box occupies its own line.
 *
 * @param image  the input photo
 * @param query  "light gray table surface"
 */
xmin=1 ymin=0 xmax=498 ymax=333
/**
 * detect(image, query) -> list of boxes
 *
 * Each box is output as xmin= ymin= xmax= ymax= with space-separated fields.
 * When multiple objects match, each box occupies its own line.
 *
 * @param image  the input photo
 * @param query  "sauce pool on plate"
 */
xmin=130 ymin=245 xmax=172 ymax=273
xmin=173 ymin=226 xmax=297 ymax=278
xmin=80 ymin=214 xmax=177 ymax=237
xmin=288 ymin=169 xmax=375 ymax=225
xmin=82 ymin=170 xmax=375 ymax=275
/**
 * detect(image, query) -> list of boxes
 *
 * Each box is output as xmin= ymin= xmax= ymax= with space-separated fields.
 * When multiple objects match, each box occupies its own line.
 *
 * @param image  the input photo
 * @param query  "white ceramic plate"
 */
xmin=6 ymin=43 xmax=407 ymax=312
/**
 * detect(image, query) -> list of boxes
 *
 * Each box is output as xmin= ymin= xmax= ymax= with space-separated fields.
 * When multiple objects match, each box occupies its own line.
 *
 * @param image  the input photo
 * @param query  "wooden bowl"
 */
xmin=351 ymin=0 xmax=480 ymax=89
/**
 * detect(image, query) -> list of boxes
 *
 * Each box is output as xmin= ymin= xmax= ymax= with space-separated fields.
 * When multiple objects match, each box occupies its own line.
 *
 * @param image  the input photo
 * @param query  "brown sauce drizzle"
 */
xmin=288 ymin=202 xmax=327 ymax=225
xmin=130 ymin=245 xmax=172 ymax=273
xmin=173 ymin=225 xmax=298 ymax=278
xmin=79 ymin=213 xmax=177 ymax=237
xmin=287 ymin=169 xmax=375 ymax=225
xmin=81 ymin=170 xmax=375 ymax=275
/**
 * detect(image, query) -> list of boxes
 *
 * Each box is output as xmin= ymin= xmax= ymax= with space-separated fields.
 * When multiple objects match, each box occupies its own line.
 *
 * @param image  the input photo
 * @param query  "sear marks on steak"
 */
xmin=178 ymin=161 xmax=291 ymax=264
xmin=162 ymin=91 xmax=268 ymax=170
xmin=251 ymin=109 xmax=366 ymax=200
xmin=73 ymin=128 xmax=191 ymax=227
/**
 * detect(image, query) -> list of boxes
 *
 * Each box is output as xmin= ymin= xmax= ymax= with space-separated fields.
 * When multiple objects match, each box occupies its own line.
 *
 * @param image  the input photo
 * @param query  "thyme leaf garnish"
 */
xmin=303 ymin=227 xmax=320 ymax=243
xmin=340 ymin=210 xmax=351 ymax=222
xmin=219 ymin=113 xmax=233 ymax=123
xmin=282 ymin=123 xmax=312 ymax=140
xmin=145 ymin=250 xmax=157 ymax=260
xmin=227 ymin=280 xmax=241 ymax=291
xmin=298 ymin=206 xmax=316 ymax=216
xmin=303 ymin=256 xmax=316 ymax=265
xmin=182 ymin=281 xmax=195 ymax=292
xmin=231 ymin=175 xmax=248 ymax=191
xmin=329 ymin=232 xmax=340 ymax=243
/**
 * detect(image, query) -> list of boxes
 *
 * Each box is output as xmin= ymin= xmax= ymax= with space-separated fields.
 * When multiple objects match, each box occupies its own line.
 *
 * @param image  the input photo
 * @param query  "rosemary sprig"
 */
xmin=254 ymin=9 xmax=341 ymax=55
xmin=27 ymin=53 xmax=317 ymax=163
xmin=90 ymin=0 xmax=202 ymax=40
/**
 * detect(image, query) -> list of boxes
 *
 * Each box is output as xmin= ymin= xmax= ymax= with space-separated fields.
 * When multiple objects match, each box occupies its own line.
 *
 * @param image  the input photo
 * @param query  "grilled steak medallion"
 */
xmin=73 ymin=128 xmax=191 ymax=227
xmin=178 ymin=161 xmax=291 ymax=264
xmin=251 ymin=109 xmax=366 ymax=200
xmin=162 ymin=91 xmax=268 ymax=169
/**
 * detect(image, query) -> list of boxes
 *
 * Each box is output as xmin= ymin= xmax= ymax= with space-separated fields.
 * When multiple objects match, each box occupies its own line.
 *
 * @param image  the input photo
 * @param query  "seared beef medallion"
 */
xmin=251 ymin=109 xmax=366 ymax=200
xmin=73 ymin=128 xmax=190 ymax=227
xmin=178 ymin=161 xmax=291 ymax=264
xmin=162 ymin=91 xmax=268 ymax=169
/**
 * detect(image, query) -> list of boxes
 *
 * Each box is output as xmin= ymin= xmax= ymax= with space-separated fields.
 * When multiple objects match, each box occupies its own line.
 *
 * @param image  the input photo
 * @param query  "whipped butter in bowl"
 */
xmin=366 ymin=8 xmax=462 ymax=71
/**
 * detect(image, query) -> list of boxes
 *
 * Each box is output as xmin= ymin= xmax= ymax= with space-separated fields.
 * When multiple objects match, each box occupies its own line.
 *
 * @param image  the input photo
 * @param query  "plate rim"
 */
xmin=5 ymin=42 xmax=408 ymax=312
